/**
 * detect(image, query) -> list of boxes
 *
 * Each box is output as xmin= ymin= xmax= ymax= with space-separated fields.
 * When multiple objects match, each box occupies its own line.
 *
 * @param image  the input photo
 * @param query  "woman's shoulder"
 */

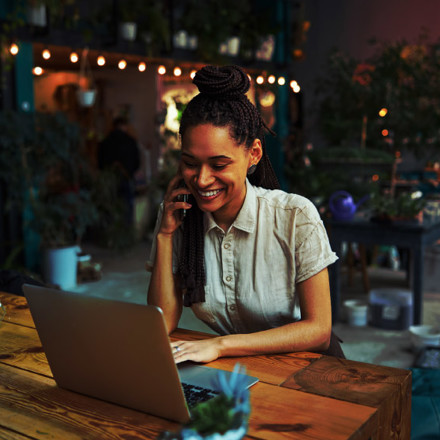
xmin=253 ymin=185 xmax=319 ymax=216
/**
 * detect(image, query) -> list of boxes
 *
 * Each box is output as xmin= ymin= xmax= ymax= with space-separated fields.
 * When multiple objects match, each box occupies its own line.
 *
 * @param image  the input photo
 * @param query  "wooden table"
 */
xmin=0 ymin=291 xmax=411 ymax=439
xmin=327 ymin=217 xmax=440 ymax=324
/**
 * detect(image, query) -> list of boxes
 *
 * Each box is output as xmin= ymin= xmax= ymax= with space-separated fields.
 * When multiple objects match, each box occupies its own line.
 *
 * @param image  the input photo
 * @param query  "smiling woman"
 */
xmin=147 ymin=65 xmax=343 ymax=362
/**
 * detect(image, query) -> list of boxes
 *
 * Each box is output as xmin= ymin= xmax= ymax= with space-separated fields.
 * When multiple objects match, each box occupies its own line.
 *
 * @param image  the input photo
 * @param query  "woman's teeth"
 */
xmin=199 ymin=189 xmax=221 ymax=197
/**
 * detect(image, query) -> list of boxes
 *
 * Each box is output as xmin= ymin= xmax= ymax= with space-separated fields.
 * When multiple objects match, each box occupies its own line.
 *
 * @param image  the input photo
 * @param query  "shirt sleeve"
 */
xmin=145 ymin=203 xmax=182 ymax=274
xmin=294 ymin=200 xmax=338 ymax=283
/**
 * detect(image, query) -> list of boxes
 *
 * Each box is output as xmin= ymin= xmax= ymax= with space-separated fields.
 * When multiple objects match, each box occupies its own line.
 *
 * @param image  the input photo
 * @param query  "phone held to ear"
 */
xmin=177 ymin=180 xmax=189 ymax=219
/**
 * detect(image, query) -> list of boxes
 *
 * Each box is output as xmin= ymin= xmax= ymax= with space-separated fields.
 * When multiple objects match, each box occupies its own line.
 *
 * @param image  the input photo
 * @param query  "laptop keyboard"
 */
xmin=181 ymin=382 xmax=219 ymax=408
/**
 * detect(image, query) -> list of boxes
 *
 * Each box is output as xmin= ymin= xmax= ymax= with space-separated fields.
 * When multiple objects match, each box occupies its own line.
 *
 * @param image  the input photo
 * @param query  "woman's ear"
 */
xmin=249 ymin=138 xmax=263 ymax=166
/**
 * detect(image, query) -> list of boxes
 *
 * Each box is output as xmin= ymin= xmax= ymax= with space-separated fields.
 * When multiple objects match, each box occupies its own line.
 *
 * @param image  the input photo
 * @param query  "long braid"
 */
xmin=178 ymin=65 xmax=280 ymax=307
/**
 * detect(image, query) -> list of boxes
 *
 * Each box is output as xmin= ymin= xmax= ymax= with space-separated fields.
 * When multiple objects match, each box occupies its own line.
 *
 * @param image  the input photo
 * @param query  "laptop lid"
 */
xmin=22 ymin=284 xmax=258 ymax=423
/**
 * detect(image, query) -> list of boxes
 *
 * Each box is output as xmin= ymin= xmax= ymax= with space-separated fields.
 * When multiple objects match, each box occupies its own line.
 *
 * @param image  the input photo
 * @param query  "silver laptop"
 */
xmin=23 ymin=284 xmax=258 ymax=423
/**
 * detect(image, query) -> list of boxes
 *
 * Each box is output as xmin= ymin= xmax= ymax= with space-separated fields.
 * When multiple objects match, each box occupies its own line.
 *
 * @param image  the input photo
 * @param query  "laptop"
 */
xmin=23 ymin=284 xmax=258 ymax=423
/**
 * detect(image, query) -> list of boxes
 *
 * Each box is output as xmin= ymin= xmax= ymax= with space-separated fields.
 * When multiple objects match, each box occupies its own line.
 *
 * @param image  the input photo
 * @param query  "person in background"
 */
xmin=147 ymin=65 xmax=344 ymax=362
xmin=98 ymin=116 xmax=140 ymax=226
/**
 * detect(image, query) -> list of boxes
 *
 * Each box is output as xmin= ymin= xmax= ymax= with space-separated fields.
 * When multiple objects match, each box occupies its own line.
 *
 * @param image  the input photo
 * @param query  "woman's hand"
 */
xmin=171 ymin=338 xmax=222 ymax=364
xmin=159 ymin=175 xmax=192 ymax=236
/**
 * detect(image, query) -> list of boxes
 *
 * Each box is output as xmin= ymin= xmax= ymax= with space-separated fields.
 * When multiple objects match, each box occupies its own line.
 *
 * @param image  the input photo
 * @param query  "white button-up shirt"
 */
xmin=148 ymin=180 xmax=338 ymax=335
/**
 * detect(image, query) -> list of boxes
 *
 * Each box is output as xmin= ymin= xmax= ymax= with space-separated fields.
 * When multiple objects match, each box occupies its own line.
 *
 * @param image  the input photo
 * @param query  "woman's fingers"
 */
xmin=170 ymin=340 xmax=220 ymax=364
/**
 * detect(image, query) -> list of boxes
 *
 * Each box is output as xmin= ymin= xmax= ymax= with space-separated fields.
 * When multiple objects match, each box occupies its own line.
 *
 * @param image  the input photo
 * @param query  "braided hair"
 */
xmin=178 ymin=65 xmax=280 ymax=307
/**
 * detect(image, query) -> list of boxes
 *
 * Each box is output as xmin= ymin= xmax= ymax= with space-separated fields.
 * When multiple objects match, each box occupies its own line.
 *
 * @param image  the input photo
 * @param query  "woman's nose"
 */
xmin=196 ymin=165 xmax=215 ymax=187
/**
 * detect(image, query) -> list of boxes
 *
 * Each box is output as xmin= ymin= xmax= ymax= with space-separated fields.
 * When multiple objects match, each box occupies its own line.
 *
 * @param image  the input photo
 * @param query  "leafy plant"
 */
xmin=369 ymin=191 xmax=426 ymax=220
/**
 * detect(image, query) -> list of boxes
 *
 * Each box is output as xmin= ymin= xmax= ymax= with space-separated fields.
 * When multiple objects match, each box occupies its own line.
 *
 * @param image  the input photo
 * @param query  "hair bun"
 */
xmin=193 ymin=65 xmax=250 ymax=100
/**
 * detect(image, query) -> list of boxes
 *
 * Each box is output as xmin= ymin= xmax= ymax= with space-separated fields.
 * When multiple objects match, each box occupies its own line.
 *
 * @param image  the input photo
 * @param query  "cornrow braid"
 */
xmin=178 ymin=65 xmax=280 ymax=307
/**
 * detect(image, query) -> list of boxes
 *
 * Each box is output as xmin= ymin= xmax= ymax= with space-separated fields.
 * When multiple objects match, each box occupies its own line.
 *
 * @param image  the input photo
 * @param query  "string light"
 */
xmin=138 ymin=62 xmax=146 ymax=72
xmin=277 ymin=76 xmax=286 ymax=86
xmin=118 ymin=59 xmax=127 ymax=70
xmin=379 ymin=107 xmax=388 ymax=117
xmin=256 ymin=75 xmax=264 ymax=85
xmin=173 ymin=66 xmax=182 ymax=77
xmin=42 ymin=48 xmax=51 ymax=60
xmin=382 ymin=129 xmax=389 ymax=137
xmin=9 ymin=43 xmax=19 ymax=55
xmin=158 ymin=65 xmax=166 ymax=75
xmin=190 ymin=70 xmax=197 ymax=79
xmin=97 ymin=55 xmax=106 ymax=66
xmin=290 ymin=80 xmax=301 ymax=93
xmin=33 ymin=66 xmax=43 ymax=75
xmin=267 ymin=75 xmax=276 ymax=84
xmin=70 ymin=51 xmax=79 ymax=63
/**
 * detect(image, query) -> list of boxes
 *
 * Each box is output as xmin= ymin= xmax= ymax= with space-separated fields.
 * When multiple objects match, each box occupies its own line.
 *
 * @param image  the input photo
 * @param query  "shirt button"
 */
xmin=225 ymin=275 xmax=232 ymax=282
xmin=224 ymin=243 xmax=230 ymax=249
xmin=229 ymin=304 xmax=236 ymax=311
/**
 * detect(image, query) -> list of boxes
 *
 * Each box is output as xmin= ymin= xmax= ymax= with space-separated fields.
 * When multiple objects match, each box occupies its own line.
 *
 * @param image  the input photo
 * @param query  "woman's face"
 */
xmin=180 ymin=123 xmax=261 ymax=227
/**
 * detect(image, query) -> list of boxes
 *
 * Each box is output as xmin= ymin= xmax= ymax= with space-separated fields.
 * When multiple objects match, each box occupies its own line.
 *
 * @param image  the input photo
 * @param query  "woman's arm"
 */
xmin=171 ymin=268 xmax=332 ymax=363
xmin=147 ymin=175 xmax=191 ymax=333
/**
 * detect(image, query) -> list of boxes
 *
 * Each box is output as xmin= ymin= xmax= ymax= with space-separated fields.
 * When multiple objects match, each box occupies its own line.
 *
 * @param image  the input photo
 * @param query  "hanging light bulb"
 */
xmin=256 ymin=75 xmax=264 ymax=85
xmin=173 ymin=66 xmax=182 ymax=77
xmin=42 ymin=48 xmax=51 ymax=60
xmin=379 ymin=107 xmax=388 ymax=117
xmin=277 ymin=76 xmax=286 ymax=86
xmin=268 ymin=75 xmax=276 ymax=84
xmin=97 ymin=55 xmax=106 ymax=66
xmin=70 ymin=51 xmax=79 ymax=63
xmin=290 ymin=80 xmax=300 ymax=93
xmin=33 ymin=66 xmax=44 ymax=76
xmin=158 ymin=65 xmax=166 ymax=75
xmin=138 ymin=62 xmax=146 ymax=72
xmin=9 ymin=43 xmax=19 ymax=55
xmin=190 ymin=69 xmax=197 ymax=79
xmin=118 ymin=59 xmax=127 ymax=70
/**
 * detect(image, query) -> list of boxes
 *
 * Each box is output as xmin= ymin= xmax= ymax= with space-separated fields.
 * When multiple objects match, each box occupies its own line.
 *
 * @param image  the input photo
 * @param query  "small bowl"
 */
xmin=409 ymin=325 xmax=440 ymax=350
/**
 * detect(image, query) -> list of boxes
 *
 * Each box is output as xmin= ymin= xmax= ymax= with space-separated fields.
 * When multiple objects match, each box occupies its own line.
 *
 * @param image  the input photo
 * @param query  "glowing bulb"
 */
xmin=158 ymin=65 xmax=166 ymax=75
xmin=190 ymin=70 xmax=197 ymax=79
xmin=118 ymin=59 xmax=127 ymax=70
xmin=256 ymin=75 xmax=264 ymax=85
xmin=277 ymin=76 xmax=286 ymax=86
xmin=33 ymin=66 xmax=43 ymax=76
xmin=97 ymin=55 xmax=106 ymax=66
xmin=173 ymin=66 xmax=182 ymax=77
xmin=42 ymin=48 xmax=51 ymax=60
xmin=138 ymin=62 xmax=146 ymax=72
xmin=268 ymin=75 xmax=276 ymax=84
xmin=382 ymin=129 xmax=389 ymax=137
xmin=290 ymin=80 xmax=301 ymax=93
xmin=70 ymin=51 xmax=79 ymax=63
xmin=372 ymin=174 xmax=379 ymax=182
xmin=379 ymin=107 xmax=388 ymax=117
xmin=9 ymin=43 xmax=19 ymax=55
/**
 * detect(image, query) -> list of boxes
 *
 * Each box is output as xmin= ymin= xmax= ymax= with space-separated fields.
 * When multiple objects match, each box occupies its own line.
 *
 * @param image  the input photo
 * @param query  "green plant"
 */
xmin=369 ymin=191 xmax=426 ymax=220
xmin=315 ymin=32 xmax=440 ymax=158
xmin=0 ymin=111 xmax=99 ymax=248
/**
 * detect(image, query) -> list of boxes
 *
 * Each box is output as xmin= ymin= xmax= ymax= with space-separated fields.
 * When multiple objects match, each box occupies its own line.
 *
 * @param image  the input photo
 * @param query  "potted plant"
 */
xmin=77 ymin=47 xmax=96 ymax=107
xmin=0 ymin=111 xmax=99 ymax=289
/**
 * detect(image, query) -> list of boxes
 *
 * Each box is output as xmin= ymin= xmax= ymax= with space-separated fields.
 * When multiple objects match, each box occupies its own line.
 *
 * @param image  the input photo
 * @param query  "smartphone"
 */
xmin=177 ymin=180 xmax=189 ymax=219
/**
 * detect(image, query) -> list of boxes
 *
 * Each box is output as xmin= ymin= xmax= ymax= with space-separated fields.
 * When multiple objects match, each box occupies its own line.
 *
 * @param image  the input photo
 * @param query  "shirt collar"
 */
xmin=204 ymin=179 xmax=256 ymax=234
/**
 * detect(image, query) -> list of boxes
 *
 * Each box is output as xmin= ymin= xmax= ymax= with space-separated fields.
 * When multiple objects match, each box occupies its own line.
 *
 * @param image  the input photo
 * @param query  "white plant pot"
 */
xmin=119 ymin=22 xmax=137 ymax=41
xmin=43 ymin=246 xmax=80 ymax=290
xmin=27 ymin=5 xmax=47 ymax=27
xmin=77 ymin=89 xmax=96 ymax=107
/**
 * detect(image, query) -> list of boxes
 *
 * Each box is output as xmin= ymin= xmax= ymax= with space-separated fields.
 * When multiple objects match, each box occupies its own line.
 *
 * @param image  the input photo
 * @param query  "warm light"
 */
xmin=138 ymin=62 xmax=146 ymax=72
xmin=382 ymin=129 xmax=389 ymax=137
xmin=290 ymin=80 xmax=301 ymax=93
xmin=97 ymin=55 xmax=106 ymax=66
xmin=290 ymin=80 xmax=298 ymax=88
xmin=379 ymin=107 xmax=388 ymax=117
xmin=268 ymin=75 xmax=276 ymax=84
xmin=173 ymin=66 xmax=182 ymax=77
xmin=9 ymin=43 xmax=19 ymax=55
xmin=33 ymin=66 xmax=43 ymax=76
xmin=118 ymin=59 xmax=127 ymax=70
xmin=247 ymin=74 xmax=252 ymax=82
xmin=190 ymin=70 xmax=197 ymax=79
xmin=158 ymin=65 xmax=166 ymax=75
xmin=372 ymin=174 xmax=379 ymax=182
xmin=256 ymin=75 xmax=264 ymax=85
xmin=277 ymin=76 xmax=286 ymax=86
xmin=42 ymin=48 xmax=51 ymax=60
xmin=70 ymin=51 xmax=79 ymax=63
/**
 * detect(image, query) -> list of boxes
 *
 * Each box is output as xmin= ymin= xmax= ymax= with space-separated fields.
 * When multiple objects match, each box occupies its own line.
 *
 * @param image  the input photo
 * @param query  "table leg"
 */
xmin=411 ymin=245 xmax=424 ymax=325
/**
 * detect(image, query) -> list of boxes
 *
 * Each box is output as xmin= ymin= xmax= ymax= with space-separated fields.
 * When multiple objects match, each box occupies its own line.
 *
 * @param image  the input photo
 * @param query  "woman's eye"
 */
xmin=212 ymin=164 xmax=227 ymax=170
xmin=182 ymin=161 xmax=197 ymax=168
